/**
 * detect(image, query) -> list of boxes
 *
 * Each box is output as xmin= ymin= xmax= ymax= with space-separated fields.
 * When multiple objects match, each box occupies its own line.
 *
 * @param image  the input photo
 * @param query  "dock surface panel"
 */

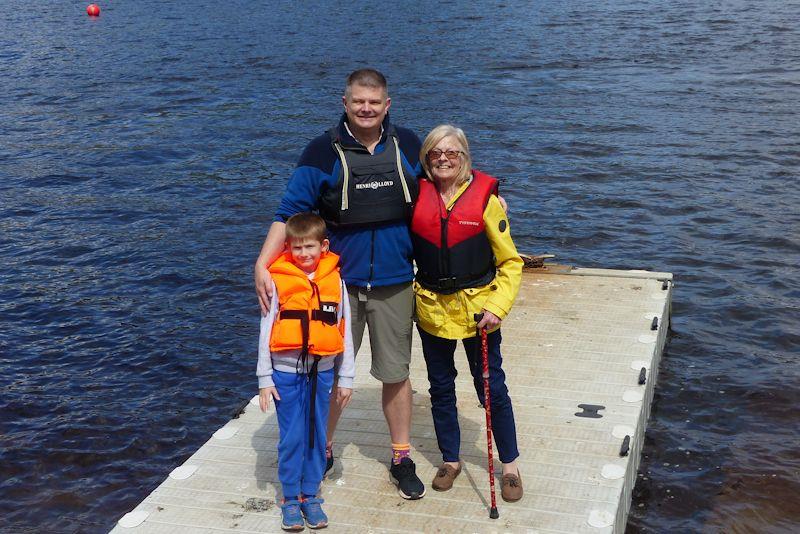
xmin=111 ymin=266 xmax=672 ymax=533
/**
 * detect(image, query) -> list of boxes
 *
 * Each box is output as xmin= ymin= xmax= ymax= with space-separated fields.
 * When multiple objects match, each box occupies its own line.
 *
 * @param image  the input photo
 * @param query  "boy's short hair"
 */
xmin=285 ymin=213 xmax=327 ymax=244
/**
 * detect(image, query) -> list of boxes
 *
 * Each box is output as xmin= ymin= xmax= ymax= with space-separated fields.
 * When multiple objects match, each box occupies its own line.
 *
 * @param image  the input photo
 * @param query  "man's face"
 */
xmin=342 ymin=84 xmax=391 ymax=134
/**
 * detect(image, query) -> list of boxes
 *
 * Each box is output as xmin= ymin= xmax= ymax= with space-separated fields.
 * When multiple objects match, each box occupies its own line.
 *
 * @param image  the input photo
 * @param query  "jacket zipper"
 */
xmin=439 ymin=189 xmax=467 ymax=277
xmin=440 ymin=212 xmax=449 ymax=277
xmin=367 ymin=228 xmax=375 ymax=291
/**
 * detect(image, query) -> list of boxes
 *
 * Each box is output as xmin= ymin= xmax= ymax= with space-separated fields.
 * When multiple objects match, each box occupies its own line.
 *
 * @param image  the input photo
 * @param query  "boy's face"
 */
xmin=289 ymin=237 xmax=329 ymax=274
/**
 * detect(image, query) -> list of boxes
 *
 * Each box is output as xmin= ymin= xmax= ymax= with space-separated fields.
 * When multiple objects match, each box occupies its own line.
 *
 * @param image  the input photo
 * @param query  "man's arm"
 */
xmin=255 ymin=133 xmax=336 ymax=312
xmin=254 ymin=221 xmax=287 ymax=315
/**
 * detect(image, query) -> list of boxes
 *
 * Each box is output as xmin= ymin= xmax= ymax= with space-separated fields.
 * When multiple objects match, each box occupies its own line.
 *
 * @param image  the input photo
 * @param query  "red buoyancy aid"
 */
xmin=410 ymin=170 xmax=498 ymax=294
xmin=268 ymin=251 xmax=344 ymax=356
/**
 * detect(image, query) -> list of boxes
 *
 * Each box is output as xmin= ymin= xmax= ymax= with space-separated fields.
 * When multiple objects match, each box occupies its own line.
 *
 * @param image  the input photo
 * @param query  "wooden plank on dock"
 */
xmin=111 ymin=266 xmax=672 ymax=533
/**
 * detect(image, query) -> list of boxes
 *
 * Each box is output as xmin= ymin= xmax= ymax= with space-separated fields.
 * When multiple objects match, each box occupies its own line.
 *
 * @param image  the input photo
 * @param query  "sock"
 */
xmin=283 ymin=495 xmax=299 ymax=503
xmin=391 ymin=443 xmax=411 ymax=465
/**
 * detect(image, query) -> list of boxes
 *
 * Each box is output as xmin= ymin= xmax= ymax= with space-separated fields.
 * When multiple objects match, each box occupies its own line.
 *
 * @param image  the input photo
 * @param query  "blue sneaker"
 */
xmin=300 ymin=496 xmax=328 ymax=529
xmin=280 ymin=498 xmax=304 ymax=531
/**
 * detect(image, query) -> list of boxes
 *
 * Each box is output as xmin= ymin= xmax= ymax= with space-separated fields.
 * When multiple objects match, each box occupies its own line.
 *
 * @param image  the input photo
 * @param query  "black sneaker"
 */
xmin=323 ymin=445 xmax=334 ymax=478
xmin=389 ymin=457 xmax=426 ymax=500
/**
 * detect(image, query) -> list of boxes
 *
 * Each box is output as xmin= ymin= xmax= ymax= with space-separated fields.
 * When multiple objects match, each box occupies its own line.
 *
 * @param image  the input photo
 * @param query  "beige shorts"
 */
xmin=347 ymin=282 xmax=413 ymax=383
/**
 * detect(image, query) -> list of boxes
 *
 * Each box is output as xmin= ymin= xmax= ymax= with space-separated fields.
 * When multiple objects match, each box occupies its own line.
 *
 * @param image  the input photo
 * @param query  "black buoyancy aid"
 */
xmin=410 ymin=170 xmax=498 ymax=294
xmin=319 ymin=124 xmax=417 ymax=228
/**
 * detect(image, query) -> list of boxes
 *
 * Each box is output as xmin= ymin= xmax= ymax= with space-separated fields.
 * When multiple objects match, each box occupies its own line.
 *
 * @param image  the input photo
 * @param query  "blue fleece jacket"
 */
xmin=274 ymin=114 xmax=422 ymax=288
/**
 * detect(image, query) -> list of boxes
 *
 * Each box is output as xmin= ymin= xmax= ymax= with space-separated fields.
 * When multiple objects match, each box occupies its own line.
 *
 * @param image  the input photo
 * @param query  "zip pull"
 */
xmin=310 ymin=281 xmax=321 ymax=307
xmin=310 ymin=281 xmax=321 ymax=310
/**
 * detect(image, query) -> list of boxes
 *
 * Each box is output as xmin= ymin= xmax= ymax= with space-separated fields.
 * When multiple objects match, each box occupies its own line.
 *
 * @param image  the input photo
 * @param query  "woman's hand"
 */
xmin=476 ymin=310 xmax=501 ymax=330
xmin=259 ymin=387 xmax=281 ymax=412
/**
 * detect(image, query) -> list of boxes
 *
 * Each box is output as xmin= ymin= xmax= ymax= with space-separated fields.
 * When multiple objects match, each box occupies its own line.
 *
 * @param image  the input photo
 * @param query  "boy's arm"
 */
xmin=257 ymin=283 xmax=279 ymax=389
xmin=336 ymin=280 xmax=356 ymax=390
xmin=257 ymin=284 xmax=282 ymax=411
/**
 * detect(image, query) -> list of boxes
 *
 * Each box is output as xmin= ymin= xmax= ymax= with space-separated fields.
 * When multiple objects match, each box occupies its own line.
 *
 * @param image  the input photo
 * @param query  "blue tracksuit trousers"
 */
xmin=273 ymin=367 xmax=334 ymax=498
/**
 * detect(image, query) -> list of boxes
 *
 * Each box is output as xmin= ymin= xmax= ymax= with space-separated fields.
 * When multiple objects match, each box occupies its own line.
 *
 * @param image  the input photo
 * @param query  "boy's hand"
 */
xmin=336 ymin=387 xmax=352 ymax=409
xmin=259 ymin=387 xmax=280 ymax=412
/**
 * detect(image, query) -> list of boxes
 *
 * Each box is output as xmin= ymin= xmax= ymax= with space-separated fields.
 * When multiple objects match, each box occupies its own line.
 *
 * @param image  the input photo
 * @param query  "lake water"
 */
xmin=1 ymin=1 xmax=799 ymax=532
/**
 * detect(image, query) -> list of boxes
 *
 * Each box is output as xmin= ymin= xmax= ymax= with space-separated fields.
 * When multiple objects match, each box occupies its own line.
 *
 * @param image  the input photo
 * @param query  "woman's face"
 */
xmin=428 ymin=136 xmax=464 ymax=183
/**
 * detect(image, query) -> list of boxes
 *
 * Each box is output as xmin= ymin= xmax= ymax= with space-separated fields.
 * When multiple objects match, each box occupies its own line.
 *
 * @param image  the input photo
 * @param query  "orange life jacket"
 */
xmin=268 ymin=251 xmax=344 ymax=357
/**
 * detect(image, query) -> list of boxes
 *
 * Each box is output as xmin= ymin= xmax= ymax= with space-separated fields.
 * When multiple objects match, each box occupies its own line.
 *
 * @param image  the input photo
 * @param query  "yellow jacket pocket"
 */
xmin=413 ymin=282 xmax=445 ymax=331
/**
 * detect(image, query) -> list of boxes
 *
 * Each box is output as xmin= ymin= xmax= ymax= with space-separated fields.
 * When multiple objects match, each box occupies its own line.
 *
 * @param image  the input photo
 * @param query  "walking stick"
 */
xmin=474 ymin=313 xmax=499 ymax=519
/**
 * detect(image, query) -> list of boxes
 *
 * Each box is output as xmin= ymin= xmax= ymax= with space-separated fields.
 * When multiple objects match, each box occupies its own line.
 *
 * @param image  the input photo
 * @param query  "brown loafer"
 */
xmin=432 ymin=463 xmax=461 ymax=491
xmin=501 ymin=470 xmax=523 ymax=502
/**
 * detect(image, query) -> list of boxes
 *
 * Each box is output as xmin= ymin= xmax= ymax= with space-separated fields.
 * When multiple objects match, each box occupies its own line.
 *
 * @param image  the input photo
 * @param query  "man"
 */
xmin=254 ymin=69 xmax=425 ymax=500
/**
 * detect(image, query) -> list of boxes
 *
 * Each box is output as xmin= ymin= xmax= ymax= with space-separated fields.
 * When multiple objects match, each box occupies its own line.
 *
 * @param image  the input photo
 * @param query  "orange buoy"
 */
xmin=86 ymin=4 xmax=100 ymax=16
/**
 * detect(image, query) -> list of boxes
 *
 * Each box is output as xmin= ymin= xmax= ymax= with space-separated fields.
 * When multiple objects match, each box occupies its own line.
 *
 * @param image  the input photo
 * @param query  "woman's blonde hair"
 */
xmin=420 ymin=124 xmax=473 ymax=185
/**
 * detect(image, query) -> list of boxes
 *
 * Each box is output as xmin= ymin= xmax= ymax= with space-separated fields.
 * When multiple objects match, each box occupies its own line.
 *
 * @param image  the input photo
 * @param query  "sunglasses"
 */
xmin=427 ymin=149 xmax=463 ymax=160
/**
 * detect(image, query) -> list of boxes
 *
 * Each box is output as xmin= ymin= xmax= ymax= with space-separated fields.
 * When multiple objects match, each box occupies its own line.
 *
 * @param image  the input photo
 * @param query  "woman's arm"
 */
xmin=481 ymin=195 xmax=523 ymax=322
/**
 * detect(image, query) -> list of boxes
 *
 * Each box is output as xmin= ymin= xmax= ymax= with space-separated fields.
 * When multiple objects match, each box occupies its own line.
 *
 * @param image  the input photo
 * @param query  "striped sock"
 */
xmin=391 ymin=443 xmax=411 ymax=465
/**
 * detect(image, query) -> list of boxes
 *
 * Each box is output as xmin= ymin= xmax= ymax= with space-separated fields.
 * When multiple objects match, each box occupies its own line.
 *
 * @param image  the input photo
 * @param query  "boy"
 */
xmin=257 ymin=213 xmax=355 ymax=531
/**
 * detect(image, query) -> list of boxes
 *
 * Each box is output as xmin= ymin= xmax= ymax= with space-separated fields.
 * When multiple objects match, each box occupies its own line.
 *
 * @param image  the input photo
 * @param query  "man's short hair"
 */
xmin=345 ymin=68 xmax=388 ymax=98
xmin=285 ymin=213 xmax=327 ymax=244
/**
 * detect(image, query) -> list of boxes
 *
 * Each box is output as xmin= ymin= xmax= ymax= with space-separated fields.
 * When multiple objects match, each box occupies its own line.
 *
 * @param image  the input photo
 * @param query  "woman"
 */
xmin=411 ymin=124 xmax=524 ymax=501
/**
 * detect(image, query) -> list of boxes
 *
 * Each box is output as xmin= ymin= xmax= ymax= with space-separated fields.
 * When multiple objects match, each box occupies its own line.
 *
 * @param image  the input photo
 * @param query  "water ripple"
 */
xmin=2 ymin=0 xmax=799 ymax=532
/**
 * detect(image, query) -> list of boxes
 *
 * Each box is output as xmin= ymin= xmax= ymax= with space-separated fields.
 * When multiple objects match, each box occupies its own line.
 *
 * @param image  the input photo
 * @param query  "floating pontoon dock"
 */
xmin=112 ymin=264 xmax=672 ymax=533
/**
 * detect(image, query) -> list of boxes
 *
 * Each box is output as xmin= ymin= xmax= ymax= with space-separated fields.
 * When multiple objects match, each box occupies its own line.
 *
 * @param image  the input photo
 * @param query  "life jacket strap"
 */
xmin=417 ymin=270 xmax=496 ymax=293
xmin=277 ymin=310 xmax=324 ymax=449
xmin=311 ymin=308 xmax=337 ymax=325
xmin=307 ymin=355 xmax=321 ymax=450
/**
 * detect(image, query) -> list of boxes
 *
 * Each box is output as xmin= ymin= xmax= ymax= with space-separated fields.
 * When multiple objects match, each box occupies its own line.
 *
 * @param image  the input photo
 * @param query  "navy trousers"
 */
xmin=417 ymin=326 xmax=519 ymax=464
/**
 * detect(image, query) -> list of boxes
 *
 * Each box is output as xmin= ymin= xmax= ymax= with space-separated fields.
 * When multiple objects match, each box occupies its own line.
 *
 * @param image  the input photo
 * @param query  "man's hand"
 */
xmin=254 ymin=262 xmax=274 ymax=315
xmin=336 ymin=387 xmax=352 ymax=409
xmin=259 ymin=386 xmax=280 ymax=412
xmin=254 ymin=221 xmax=288 ymax=315
xmin=497 ymin=194 xmax=508 ymax=212
xmin=476 ymin=310 xmax=502 ymax=330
